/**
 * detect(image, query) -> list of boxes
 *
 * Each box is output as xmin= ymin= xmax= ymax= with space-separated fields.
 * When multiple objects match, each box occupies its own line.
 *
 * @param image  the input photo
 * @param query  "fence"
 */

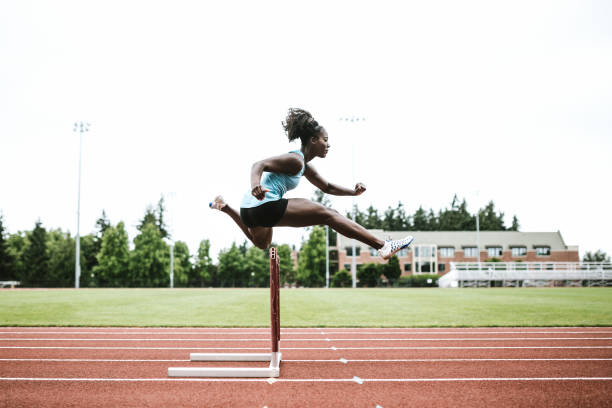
xmin=438 ymin=262 xmax=612 ymax=288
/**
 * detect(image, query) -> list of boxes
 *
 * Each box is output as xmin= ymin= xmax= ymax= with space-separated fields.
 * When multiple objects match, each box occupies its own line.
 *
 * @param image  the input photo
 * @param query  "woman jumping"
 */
xmin=210 ymin=108 xmax=414 ymax=260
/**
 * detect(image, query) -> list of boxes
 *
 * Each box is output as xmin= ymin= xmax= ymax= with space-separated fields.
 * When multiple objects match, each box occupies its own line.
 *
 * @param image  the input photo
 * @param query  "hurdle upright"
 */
xmin=168 ymin=247 xmax=281 ymax=378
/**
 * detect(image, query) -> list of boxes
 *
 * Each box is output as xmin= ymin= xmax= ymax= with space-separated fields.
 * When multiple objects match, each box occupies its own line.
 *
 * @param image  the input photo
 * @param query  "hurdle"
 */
xmin=168 ymin=247 xmax=281 ymax=378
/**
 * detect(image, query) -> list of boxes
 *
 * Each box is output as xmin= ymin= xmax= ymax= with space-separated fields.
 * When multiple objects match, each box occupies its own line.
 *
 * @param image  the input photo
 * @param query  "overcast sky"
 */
xmin=1 ymin=0 xmax=611 ymax=261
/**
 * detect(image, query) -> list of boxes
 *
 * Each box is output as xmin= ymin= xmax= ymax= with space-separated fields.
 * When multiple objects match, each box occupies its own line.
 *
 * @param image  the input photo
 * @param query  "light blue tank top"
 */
xmin=240 ymin=150 xmax=305 ymax=208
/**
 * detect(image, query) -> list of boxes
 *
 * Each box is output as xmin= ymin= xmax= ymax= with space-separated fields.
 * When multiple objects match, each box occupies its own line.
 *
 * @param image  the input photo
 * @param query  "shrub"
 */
xmin=357 ymin=263 xmax=382 ymax=287
xmin=331 ymin=269 xmax=352 ymax=288
xmin=396 ymin=274 xmax=439 ymax=287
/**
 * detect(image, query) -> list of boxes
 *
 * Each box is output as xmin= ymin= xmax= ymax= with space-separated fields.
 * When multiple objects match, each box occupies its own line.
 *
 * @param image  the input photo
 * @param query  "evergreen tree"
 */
xmin=129 ymin=223 xmax=170 ymax=287
xmin=296 ymin=226 xmax=326 ymax=287
xmin=364 ymin=205 xmax=382 ymax=229
xmin=510 ymin=215 xmax=520 ymax=231
xmin=0 ymin=214 xmax=16 ymax=280
xmin=156 ymin=196 xmax=169 ymax=239
xmin=94 ymin=221 xmax=130 ymax=287
xmin=22 ymin=220 xmax=49 ymax=287
xmin=412 ymin=206 xmax=428 ymax=230
xmin=479 ymin=201 xmax=506 ymax=230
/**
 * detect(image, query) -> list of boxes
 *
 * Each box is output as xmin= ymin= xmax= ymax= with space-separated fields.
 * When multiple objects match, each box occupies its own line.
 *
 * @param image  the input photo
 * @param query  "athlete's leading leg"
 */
xmin=277 ymin=198 xmax=385 ymax=249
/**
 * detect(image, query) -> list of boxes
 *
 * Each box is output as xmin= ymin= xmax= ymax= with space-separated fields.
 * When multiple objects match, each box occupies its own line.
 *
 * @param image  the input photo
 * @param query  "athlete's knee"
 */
xmin=322 ymin=207 xmax=340 ymax=224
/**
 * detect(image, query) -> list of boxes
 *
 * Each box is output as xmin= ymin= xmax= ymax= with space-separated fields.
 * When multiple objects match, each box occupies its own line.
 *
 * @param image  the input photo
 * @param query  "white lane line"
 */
xmin=2 ymin=346 xmax=612 ymax=350
xmin=2 ymin=331 xmax=611 ymax=335
xmin=2 ymin=337 xmax=611 ymax=341
xmin=0 ymin=377 xmax=610 ymax=383
xmin=2 ymin=358 xmax=611 ymax=363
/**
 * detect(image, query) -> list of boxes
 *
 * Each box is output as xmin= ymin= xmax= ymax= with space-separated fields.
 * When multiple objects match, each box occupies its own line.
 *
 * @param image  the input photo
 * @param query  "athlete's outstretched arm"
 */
xmin=250 ymin=153 xmax=304 ymax=200
xmin=304 ymin=164 xmax=366 ymax=196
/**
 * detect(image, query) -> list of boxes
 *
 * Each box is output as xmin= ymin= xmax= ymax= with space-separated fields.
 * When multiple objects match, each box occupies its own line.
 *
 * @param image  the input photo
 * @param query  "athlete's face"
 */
xmin=313 ymin=130 xmax=330 ymax=158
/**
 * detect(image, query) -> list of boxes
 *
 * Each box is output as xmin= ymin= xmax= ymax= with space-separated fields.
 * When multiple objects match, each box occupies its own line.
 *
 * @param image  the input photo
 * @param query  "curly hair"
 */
xmin=282 ymin=108 xmax=324 ymax=145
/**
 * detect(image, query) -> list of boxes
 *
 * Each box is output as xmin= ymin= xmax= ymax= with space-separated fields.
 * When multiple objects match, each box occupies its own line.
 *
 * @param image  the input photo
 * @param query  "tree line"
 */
xmin=347 ymin=194 xmax=520 ymax=231
xmin=6 ymin=194 xmax=606 ymax=288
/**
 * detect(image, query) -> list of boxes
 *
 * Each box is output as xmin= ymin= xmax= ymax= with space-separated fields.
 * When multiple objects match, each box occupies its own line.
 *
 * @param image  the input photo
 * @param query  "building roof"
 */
xmin=336 ymin=230 xmax=571 ymax=251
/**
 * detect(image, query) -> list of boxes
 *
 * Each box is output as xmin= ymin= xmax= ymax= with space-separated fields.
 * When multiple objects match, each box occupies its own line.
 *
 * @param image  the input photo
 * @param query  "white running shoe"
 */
xmin=378 ymin=236 xmax=415 ymax=260
xmin=209 ymin=195 xmax=227 ymax=211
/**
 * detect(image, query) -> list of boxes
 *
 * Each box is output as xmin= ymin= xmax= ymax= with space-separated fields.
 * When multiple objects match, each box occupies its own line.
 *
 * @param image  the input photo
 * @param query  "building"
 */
xmin=334 ymin=230 xmax=579 ymax=276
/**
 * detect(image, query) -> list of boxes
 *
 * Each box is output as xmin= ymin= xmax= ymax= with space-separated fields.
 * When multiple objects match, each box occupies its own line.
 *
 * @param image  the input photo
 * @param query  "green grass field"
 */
xmin=0 ymin=288 xmax=611 ymax=327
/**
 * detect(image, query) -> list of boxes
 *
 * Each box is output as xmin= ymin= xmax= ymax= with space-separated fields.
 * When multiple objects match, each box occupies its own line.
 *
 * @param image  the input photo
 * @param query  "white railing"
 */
xmin=439 ymin=262 xmax=612 ymax=288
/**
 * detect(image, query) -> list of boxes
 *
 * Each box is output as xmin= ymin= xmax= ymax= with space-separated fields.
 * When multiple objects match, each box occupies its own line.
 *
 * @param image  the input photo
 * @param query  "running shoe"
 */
xmin=378 ymin=235 xmax=414 ymax=260
xmin=209 ymin=195 xmax=227 ymax=210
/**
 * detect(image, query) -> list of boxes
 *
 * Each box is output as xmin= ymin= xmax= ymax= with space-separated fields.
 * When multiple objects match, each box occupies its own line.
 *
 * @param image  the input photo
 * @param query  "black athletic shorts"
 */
xmin=240 ymin=199 xmax=289 ymax=228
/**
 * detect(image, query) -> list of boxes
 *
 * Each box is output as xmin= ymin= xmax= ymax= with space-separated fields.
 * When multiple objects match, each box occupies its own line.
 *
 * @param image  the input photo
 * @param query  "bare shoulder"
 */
xmin=261 ymin=152 xmax=303 ymax=175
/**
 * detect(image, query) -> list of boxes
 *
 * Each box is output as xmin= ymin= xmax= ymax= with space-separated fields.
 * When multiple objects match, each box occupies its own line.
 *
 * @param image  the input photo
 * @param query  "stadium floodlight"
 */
xmin=339 ymin=116 xmax=366 ymax=288
xmin=73 ymin=121 xmax=90 ymax=289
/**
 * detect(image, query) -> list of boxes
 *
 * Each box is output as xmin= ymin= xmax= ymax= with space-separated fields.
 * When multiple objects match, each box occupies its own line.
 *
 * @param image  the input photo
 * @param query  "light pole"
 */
xmin=339 ymin=116 xmax=365 ymax=288
xmin=73 ymin=121 xmax=90 ymax=289
xmin=165 ymin=192 xmax=177 ymax=288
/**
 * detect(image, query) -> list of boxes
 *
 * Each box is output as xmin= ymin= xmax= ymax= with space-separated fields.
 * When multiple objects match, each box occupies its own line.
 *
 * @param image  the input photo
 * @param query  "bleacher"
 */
xmin=438 ymin=262 xmax=612 ymax=288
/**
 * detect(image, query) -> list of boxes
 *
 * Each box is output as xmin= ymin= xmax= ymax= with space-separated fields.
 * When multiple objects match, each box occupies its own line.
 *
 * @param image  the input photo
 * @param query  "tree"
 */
xmin=383 ymin=256 xmax=402 ymax=286
xmin=0 ymin=214 xmax=16 ymax=280
xmin=190 ymin=239 xmax=214 ymax=287
xmin=412 ymin=206 xmax=429 ymax=230
xmin=172 ymin=241 xmax=191 ymax=287
xmin=478 ymin=201 xmax=506 ymax=230
xmin=136 ymin=196 xmax=169 ymax=239
xmin=364 ymin=205 xmax=382 ymax=229
xmin=510 ymin=215 xmax=520 ymax=231
xmin=79 ymin=234 xmax=98 ymax=287
xmin=22 ymin=220 xmax=49 ymax=287
xmin=6 ymin=232 xmax=27 ymax=283
xmin=296 ymin=226 xmax=326 ymax=287
xmin=583 ymin=250 xmax=610 ymax=262
xmin=438 ymin=195 xmax=475 ymax=231
xmin=46 ymin=229 xmax=75 ymax=287
xmin=129 ymin=223 xmax=170 ymax=287
xmin=245 ymin=246 xmax=268 ymax=287
xmin=277 ymin=244 xmax=296 ymax=286
xmin=94 ymin=221 xmax=130 ymax=287
xmin=217 ymin=243 xmax=246 ymax=287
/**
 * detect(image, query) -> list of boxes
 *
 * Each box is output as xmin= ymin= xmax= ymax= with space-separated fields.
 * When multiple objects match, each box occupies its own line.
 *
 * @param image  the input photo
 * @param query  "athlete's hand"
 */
xmin=251 ymin=185 xmax=270 ymax=201
xmin=354 ymin=183 xmax=366 ymax=196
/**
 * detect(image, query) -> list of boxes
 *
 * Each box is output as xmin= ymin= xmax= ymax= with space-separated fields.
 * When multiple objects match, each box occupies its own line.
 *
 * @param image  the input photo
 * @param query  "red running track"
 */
xmin=0 ymin=327 xmax=611 ymax=407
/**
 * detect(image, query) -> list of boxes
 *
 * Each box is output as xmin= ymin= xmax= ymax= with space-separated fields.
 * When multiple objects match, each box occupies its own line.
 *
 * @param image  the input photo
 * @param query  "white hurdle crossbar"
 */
xmin=168 ymin=247 xmax=281 ymax=378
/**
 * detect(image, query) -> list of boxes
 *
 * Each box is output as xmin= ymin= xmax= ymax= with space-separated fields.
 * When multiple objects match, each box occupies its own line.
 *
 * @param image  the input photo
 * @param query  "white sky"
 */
xmin=1 ymin=0 xmax=611 ymax=261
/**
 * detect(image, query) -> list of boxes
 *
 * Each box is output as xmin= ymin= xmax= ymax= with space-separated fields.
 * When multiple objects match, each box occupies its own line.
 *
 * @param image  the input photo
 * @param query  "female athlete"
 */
xmin=210 ymin=108 xmax=413 ymax=260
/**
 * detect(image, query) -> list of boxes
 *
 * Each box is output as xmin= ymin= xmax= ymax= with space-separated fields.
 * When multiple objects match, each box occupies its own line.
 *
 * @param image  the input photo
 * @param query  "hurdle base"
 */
xmin=168 ymin=352 xmax=282 ymax=378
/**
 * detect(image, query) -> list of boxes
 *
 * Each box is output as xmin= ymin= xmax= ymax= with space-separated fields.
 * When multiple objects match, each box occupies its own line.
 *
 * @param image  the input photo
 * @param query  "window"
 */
xmin=487 ymin=247 xmax=502 ymax=257
xmin=464 ymin=247 xmax=479 ymax=257
xmin=512 ymin=247 xmax=527 ymax=257
xmin=345 ymin=247 xmax=361 ymax=256
xmin=344 ymin=264 xmax=350 ymax=271
xmin=397 ymin=247 xmax=411 ymax=257
xmin=535 ymin=246 xmax=551 ymax=256
xmin=369 ymin=247 xmax=378 ymax=256
xmin=404 ymin=263 xmax=411 ymax=272
xmin=439 ymin=247 xmax=455 ymax=257
xmin=439 ymin=263 xmax=445 ymax=272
